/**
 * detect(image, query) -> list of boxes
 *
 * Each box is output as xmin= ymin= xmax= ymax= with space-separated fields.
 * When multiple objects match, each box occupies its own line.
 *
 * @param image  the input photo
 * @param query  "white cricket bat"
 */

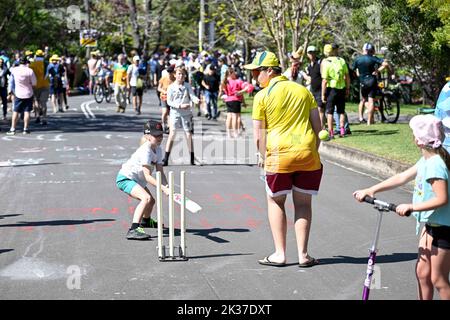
xmin=173 ymin=193 xmax=202 ymax=213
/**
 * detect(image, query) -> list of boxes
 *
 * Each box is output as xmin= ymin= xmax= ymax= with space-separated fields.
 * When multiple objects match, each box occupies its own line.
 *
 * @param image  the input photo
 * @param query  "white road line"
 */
xmin=80 ymin=100 xmax=96 ymax=119
xmin=80 ymin=102 xmax=89 ymax=119
xmin=325 ymin=159 xmax=413 ymax=194
xmin=86 ymin=100 xmax=96 ymax=118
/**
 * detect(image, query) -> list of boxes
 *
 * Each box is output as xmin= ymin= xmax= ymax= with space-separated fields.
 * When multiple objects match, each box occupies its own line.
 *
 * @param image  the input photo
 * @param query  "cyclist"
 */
xmin=352 ymin=43 xmax=389 ymax=125
xmin=95 ymin=56 xmax=112 ymax=96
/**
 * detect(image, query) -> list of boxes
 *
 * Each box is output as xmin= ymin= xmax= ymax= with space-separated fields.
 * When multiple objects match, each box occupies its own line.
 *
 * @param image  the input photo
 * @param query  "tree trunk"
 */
xmin=151 ymin=1 xmax=169 ymax=54
xmin=128 ymin=0 xmax=141 ymax=52
xmin=142 ymin=0 xmax=152 ymax=56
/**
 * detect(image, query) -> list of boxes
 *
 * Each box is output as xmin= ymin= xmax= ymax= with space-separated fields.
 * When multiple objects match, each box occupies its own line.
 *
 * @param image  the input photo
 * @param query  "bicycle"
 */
xmin=373 ymin=80 xmax=401 ymax=123
xmin=359 ymin=196 xmax=410 ymax=300
xmin=93 ymin=76 xmax=113 ymax=104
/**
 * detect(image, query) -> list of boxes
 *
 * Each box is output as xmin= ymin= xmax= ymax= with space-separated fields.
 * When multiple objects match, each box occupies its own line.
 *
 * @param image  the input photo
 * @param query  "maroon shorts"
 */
xmin=264 ymin=166 xmax=323 ymax=197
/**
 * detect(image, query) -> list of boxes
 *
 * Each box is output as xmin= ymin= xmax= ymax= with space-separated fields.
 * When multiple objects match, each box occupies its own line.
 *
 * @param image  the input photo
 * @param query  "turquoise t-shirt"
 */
xmin=412 ymin=155 xmax=450 ymax=234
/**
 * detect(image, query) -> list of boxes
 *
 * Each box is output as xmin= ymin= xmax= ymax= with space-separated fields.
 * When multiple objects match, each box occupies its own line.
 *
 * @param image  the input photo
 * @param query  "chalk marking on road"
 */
xmin=50 ymin=134 xmax=66 ymax=142
xmin=26 ymin=180 xmax=96 ymax=184
xmin=2 ymin=134 xmax=66 ymax=142
xmin=325 ymin=159 xmax=413 ymax=194
xmin=17 ymin=147 xmax=46 ymax=153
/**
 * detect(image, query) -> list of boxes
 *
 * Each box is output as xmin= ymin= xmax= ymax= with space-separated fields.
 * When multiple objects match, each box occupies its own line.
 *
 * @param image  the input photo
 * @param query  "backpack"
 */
xmin=138 ymin=61 xmax=147 ymax=76
xmin=323 ymin=57 xmax=347 ymax=89
xmin=49 ymin=64 xmax=64 ymax=88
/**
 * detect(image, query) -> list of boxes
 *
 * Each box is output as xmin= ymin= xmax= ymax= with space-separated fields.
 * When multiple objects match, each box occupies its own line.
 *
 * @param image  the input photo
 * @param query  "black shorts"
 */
xmin=226 ymin=101 xmax=241 ymax=113
xmin=360 ymin=84 xmax=381 ymax=100
xmin=325 ymin=88 xmax=345 ymax=115
xmin=311 ymin=90 xmax=323 ymax=109
xmin=425 ymin=224 xmax=450 ymax=250
xmin=131 ymin=86 xmax=143 ymax=97
xmin=13 ymin=97 xmax=33 ymax=113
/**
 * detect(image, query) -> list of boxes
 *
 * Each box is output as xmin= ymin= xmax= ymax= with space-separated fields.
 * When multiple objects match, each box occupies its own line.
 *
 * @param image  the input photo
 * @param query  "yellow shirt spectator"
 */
xmin=252 ymin=75 xmax=321 ymax=173
xmin=113 ymin=63 xmax=128 ymax=86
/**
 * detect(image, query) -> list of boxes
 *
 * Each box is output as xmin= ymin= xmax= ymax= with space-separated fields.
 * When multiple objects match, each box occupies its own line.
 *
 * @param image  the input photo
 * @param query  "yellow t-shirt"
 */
xmin=252 ymin=75 xmax=321 ymax=173
xmin=113 ymin=63 xmax=128 ymax=86
xmin=29 ymin=58 xmax=49 ymax=89
xmin=321 ymin=56 xmax=348 ymax=89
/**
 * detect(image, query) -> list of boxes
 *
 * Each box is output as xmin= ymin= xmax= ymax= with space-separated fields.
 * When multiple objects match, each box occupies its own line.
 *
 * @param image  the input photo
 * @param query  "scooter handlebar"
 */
xmin=363 ymin=196 xmax=411 ymax=216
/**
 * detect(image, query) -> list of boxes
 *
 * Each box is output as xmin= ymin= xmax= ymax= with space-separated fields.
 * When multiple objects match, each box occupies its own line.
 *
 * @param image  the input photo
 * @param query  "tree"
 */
xmin=255 ymin=0 xmax=331 ymax=69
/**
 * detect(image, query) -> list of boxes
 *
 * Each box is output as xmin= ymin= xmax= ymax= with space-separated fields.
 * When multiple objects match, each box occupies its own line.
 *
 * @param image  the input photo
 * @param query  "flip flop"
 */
xmin=298 ymin=258 xmax=319 ymax=268
xmin=258 ymin=256 xmax=286 ymax=267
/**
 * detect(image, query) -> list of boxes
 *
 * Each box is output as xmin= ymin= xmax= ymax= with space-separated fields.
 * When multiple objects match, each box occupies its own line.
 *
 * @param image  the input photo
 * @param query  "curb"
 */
xmin=207 ymin=109 xmax=412 ymax=181
xmin=319 ymin=141 xmax=411 ymax=178
xmin=319 ymin=142 xmax=415 ymax=191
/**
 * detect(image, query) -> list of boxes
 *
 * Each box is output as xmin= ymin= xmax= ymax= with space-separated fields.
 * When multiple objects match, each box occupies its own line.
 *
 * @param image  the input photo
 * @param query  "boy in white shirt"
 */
xmin=116 ymin=120 xmax=170 ymax=240
xmin=163 ymin=66 xmax=200 ymax=166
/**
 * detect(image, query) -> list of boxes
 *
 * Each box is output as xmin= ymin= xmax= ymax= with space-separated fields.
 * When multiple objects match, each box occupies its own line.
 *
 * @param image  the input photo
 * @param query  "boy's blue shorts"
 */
xmin=116 ymin=173 xmax=137 ymax=195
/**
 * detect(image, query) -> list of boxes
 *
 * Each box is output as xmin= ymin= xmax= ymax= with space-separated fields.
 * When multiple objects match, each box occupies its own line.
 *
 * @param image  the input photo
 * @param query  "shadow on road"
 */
xmin=188 ymin=253 xmax=254 ymax=260
xmin=0 ymin=214 xmax=22 ymax=220
xmin=0 ymin=162 xmax=62 ymax=168
xmin=318 ymin=252 xmax=417 ymax=265
xmin=162 ymin=227 xmax=250 ymax=243
xmin=350 ymin=129 xmax=399 ymax=136
xmin=0 ymin=249 xmax=14 ymax=254
xmin=0 ymin=218 xmax=115 ymax=228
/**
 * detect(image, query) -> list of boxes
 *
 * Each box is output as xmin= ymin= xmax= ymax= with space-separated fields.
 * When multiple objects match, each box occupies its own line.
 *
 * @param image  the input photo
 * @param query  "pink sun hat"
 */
xmin=409 ymin=114 xmax=447 ymax=149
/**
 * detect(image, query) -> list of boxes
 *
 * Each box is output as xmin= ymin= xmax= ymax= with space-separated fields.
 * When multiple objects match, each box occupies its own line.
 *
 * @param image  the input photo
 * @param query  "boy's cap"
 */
xmin=243 ymin=51 xmax=280 ymax=70
xmin=144 ymin=120 xmax=164 ymax=136
xmin=409 ymin=114 xmax=447 ymax=149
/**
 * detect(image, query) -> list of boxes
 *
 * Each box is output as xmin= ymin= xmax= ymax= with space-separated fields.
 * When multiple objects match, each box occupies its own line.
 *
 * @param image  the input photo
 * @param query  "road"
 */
xmin=0 ymin=90 xmax=419 ymax=300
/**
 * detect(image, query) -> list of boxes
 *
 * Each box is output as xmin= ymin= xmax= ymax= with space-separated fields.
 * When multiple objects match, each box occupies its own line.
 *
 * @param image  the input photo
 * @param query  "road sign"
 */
xmin=80 ymin=29 xmax=98 ymax=47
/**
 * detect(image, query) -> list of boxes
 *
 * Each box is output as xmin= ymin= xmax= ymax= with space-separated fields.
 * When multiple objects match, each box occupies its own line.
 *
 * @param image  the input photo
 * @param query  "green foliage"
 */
xmin=0 ymin=0 xmax=75 ymax=53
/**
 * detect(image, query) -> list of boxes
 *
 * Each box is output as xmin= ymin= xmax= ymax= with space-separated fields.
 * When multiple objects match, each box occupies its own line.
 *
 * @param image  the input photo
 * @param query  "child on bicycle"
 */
xmin=116 ymin=120 xmax=170 ymax=240
xmin=353 ymin=114 xmax=450 ymax=300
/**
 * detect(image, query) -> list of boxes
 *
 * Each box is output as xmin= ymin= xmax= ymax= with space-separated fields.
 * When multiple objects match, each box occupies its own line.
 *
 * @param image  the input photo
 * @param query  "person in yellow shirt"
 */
xmin=244 ymin=51 xmax=323 ymax=268
xmin=29 ymin=49 xmax=50 ymax=125
xmin=113 ymin=54 xmax=128 ymax=113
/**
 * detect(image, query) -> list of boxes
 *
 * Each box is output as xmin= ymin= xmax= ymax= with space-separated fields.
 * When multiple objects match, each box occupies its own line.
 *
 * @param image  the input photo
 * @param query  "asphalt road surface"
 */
xmin=0 ymin=90 xmax=420 ymax=300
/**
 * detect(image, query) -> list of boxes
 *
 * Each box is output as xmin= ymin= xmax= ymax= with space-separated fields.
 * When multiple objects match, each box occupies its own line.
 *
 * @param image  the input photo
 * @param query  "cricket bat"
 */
xmin=173 ymin=193 xmax=202 ymax=213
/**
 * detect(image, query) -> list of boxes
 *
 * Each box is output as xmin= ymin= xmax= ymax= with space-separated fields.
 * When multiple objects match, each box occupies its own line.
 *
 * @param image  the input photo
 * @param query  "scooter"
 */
xmin=361 ymin=196 xmax=410 ymax=300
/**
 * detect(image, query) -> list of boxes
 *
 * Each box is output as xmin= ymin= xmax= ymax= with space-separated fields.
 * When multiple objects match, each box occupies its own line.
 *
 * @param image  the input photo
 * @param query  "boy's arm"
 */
xmin=143 ymin=165 xmax=169 ymax=195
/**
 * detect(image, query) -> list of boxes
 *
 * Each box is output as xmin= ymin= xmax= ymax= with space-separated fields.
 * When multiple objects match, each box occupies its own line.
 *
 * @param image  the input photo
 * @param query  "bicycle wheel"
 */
xmin=94 ymin=84 xmax=104 ymax=103
xmin=105 ymin=85 xmax=112 ymax=103
xmin=381 ymin=93 xmax=400 ymax=123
